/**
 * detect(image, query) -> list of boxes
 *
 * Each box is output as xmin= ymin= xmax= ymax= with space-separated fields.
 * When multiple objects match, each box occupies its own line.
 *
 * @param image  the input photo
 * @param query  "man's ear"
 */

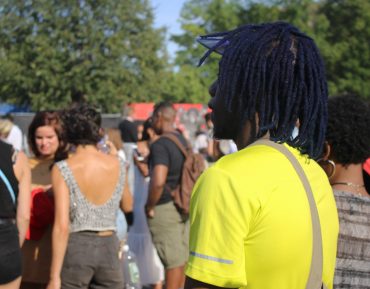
xmin=322 ymin=141 xmax=331 ymax=160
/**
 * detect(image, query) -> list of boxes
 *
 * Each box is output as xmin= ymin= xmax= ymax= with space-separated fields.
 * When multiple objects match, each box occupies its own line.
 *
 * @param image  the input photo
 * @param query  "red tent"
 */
xmin=129 ymin=102 xmax=210 ymax=121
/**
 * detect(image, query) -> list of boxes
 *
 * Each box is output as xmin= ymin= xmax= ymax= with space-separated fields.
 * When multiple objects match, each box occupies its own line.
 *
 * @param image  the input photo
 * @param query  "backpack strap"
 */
xmin=0 ymin=168 xmax=16 ymax=204
xmin=250 ymin=139 xmax=324 ymax=289
xmin=161 ymin=133 xmax=189 ymax=157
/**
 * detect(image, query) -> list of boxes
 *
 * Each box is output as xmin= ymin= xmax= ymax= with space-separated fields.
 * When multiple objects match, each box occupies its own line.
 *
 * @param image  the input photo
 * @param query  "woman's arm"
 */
xmin=13 ymin=151 xmax=31 ymax=246
xmin=120 ymin=173 xmax=134 ymax=226
xmin=120 ymin=173 xmax=133 ymax=213
xmin=47 ymin=165 xmax=70 ymax=289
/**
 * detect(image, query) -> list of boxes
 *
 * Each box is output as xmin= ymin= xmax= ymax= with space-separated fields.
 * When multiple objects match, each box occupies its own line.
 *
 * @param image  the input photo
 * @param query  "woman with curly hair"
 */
xmin=21 ymin=111 xmax=67 ymax=289
xmin=46 ymin=103 xmax=132 ymax=289
xmin=319 ymin=95 xmax=370 ymax=288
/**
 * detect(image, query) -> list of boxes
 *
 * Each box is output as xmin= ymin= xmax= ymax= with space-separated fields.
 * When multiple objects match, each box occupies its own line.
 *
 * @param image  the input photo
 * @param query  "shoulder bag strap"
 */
xmin=250 ymin=139 xmax=324 ymax=289
xmin=161 ymin=133 xmax=188 ymax=157
xmin=0 ymin=168 xmax=16 ymax=204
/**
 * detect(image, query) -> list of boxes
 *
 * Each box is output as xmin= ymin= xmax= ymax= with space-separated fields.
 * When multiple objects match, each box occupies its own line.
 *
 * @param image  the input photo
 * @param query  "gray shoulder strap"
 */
xmin=250 ymin=139 xmax=324 ymax=289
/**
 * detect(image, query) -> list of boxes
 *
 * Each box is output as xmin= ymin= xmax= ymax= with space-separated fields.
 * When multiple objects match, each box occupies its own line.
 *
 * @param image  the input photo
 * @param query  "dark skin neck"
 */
xmin=161 ymin=121 xmax=177 ymax=134
xmin=235 ymin=120 xmax=254 ymax=150
xmin=235 ymin=117 xmax=269 ymax=151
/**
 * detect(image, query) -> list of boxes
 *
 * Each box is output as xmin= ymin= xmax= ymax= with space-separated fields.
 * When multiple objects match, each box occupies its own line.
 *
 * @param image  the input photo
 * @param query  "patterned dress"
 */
xmin=333 ymin=190 xmax=370 ymax=289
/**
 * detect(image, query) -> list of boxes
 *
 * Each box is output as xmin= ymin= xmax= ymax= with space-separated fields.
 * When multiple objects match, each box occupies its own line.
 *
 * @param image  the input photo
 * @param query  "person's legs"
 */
xmin=148 ymin=203 xmax=189 ymax=289
xmin=0 ymin=277 xmax=21 ymax=289
xmin=165 ymin=266 xmax=184 ymax=289
xmin=153 ymin=281 xmax=163 ymax=289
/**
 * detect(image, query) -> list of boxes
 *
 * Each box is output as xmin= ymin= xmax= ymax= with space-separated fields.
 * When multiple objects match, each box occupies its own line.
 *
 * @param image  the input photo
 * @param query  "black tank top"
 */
xmin=0 ymin=140 xmax=19 ymax=218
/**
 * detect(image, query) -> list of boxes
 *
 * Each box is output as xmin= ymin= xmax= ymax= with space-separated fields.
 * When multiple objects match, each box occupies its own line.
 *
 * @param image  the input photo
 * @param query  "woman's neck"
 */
xmin=331 ymin=163 xmax=368 ymax=197
xmin=37 ymin=154 xmax=55 ymax=161
xmin=74 ymin=144 xmax=98 ymax=154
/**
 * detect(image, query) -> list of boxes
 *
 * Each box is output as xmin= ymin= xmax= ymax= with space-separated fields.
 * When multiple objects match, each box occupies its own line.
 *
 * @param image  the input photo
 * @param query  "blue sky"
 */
xmin=152 ymin=0 xmax=186 ymax=59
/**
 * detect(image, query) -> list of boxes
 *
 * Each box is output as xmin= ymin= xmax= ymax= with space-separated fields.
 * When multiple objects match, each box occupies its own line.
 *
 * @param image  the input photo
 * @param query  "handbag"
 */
xmin=251 ymin=139 xmax=328 ymax=289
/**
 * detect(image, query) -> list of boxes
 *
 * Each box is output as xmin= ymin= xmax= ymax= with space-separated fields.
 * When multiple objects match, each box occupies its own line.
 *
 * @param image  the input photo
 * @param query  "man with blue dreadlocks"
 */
xmin=184 ymin=22 xmax=339 ymax=289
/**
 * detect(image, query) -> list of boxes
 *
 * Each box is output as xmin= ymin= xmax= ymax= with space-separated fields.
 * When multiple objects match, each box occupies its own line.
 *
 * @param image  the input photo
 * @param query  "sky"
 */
xmin=152 ymin=0 xmax=187 ymax=59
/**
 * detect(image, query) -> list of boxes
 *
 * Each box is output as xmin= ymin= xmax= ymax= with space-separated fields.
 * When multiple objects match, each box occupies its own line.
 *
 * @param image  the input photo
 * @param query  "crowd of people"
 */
xmin=0 ymin=21 xmax=369 ymax=289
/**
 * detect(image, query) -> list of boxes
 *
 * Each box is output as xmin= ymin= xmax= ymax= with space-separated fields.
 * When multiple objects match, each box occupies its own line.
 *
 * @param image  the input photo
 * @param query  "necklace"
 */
xmin=331 ymin=182 xmax=365 ymax=195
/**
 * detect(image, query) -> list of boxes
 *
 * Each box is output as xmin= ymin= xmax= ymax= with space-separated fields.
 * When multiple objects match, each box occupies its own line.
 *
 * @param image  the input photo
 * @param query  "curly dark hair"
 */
xmin=61 ymin=103 xmax=102 ymax=146
xmin=327 ymin=95 xmax=370 ymax=165
xmin=28 ymin=111 xmax=67 ymax=162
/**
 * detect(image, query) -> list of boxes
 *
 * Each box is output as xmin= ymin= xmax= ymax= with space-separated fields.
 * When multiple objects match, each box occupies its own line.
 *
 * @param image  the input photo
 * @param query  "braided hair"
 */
xmin=199 ymin=22 xmax=328 ymax=159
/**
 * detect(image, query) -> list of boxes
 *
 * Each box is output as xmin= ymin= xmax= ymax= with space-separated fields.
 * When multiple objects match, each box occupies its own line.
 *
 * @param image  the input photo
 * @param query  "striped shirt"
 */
xmin=333 ymin=190 xmax=370 ymax=289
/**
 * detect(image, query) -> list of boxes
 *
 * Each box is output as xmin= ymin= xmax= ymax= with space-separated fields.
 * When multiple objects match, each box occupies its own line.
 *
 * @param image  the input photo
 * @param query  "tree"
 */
xmin=173 ymin=0 xmax=370 ymax=100
xmin=0 ymin=0 xmax=171 ymax=112
xmin=320 ymin=0 xmax=370 ymax=98
xmin=170 ymin=0 xmax=241 ymax=103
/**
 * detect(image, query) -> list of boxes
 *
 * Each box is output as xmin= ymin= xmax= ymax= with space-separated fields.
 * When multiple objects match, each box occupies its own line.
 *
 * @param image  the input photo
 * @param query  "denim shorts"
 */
xmin=61 ymin=232 xmax=123 ymax=289
xmin=147 ymin=202 xmax=189 ymax=269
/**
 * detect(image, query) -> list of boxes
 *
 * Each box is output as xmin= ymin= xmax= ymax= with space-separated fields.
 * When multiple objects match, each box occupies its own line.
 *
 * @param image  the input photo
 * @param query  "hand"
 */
xmin=145 ymin=206 xmax=155 ymax=218
xmin=105 ymin=140 xmax=118 ymax=155
xmin=133 ymin=154 xmax=141 ymax=165
xmin=47 ymin=277 xmax=61 ymax=289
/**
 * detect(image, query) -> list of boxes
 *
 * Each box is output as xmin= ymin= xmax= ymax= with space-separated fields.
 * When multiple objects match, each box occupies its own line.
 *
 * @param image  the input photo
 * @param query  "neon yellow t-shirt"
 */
xmin=186 ymin=143 xmax=339 ymax=289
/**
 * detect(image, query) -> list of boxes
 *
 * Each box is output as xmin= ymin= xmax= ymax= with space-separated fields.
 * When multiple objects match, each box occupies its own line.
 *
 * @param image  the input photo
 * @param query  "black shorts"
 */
xmin=0 ymin=222 xmax=22 ymax=284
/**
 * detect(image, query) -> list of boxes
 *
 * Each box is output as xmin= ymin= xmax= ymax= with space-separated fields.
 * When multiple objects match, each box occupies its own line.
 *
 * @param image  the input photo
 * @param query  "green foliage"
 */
xmin=320 ymin=0 xmax=370 ymax=98
xmin=171 ymin=0 xmax=240 ymax=102
xmin=1 ymin=0 xmax=369 ymax=110
xmin=173 ymin=0 xmax=370 ymax=100
xmin=0 ymin=0 xmax=171 ymax=112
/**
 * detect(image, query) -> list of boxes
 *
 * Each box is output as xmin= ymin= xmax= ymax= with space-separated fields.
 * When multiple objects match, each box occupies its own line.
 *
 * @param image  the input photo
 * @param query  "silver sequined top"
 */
xmin=56 ymin=158 xmax=126 ymax=233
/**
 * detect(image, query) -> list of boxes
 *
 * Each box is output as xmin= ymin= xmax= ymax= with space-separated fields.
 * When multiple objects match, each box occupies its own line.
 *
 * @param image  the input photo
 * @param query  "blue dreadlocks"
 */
xmin=199 ymin=22 xmax=328 ymax=159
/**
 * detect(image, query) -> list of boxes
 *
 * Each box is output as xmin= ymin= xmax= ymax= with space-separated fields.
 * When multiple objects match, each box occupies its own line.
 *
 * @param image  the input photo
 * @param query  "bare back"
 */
xmin=66 ymin=151 xmax=121 ymax=206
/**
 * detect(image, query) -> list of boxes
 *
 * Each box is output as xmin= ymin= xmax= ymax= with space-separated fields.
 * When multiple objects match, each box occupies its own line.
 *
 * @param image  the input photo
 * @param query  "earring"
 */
xmin=317 ymin=159 xmax=336 ymax=179
xmin=326 ymin=160 xmax=336 ymax=179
